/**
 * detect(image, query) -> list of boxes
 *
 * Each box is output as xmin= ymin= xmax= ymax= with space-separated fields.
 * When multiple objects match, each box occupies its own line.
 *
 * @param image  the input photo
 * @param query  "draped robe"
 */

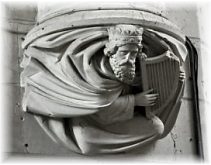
xmin=21 ymin=26 xmax=187 ymax=154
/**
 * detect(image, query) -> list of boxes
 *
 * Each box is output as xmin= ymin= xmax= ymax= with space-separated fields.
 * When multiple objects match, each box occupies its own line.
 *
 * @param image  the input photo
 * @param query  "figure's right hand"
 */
xmin=134 ymin=89 xmax=158 ymax=107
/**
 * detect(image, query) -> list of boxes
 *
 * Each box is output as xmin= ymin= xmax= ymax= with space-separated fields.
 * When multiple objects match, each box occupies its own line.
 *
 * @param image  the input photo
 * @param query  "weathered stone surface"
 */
xmin=3 ymin=84 xmax=24 ymax=153
xmin=36 ymin=2 xmax=166 ymax=23
xmin=166 ymin=4 xmax=199 ymax=38
xmin=2 ymin=3 xmax=36 ymax=33
xmin=2 ymin=1 xmax=202 ymax=162
xmin=22 ymin=113 xmax=73 ymax=155
xmin=2 ymin=31 xmax=20 ymax=84
xmin=2 ymin=2 xmax=36 ymax=155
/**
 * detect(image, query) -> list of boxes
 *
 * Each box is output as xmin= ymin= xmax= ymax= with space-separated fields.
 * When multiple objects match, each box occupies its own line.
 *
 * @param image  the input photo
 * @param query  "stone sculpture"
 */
xmin=21 ymin=4 xmax=187 ymax=155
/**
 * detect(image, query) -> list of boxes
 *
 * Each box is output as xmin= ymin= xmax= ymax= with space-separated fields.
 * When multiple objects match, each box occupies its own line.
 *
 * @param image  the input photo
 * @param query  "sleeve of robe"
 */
xmin=90 ymin=95 xmax=135 ymax=125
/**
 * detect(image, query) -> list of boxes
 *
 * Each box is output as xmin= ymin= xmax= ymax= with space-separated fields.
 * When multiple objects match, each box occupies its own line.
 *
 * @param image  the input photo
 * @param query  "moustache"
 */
xmin=119 ymin=59 xmax=134 ymax=67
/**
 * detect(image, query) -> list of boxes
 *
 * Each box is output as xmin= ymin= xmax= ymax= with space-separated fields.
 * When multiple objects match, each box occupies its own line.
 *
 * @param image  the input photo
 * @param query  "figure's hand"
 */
xmin=134 ymin=89 xmax=158 ymax=106
xmin=140 ymin=52 xmax=147 ymax=61
xmin=179 ymin=70 xmax=186 ymax=82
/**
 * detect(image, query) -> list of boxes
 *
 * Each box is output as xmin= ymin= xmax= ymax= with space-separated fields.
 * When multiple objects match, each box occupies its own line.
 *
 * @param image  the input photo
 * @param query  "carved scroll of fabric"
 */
xmin=140 ymin=51 xmax=180 ymax=118
xmin=20 ymin=4 xmax=189 ymax=155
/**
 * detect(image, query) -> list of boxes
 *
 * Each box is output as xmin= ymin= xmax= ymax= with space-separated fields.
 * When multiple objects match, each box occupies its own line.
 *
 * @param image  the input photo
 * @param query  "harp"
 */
xmin=140 ymin=51 xmax=180 ymax=117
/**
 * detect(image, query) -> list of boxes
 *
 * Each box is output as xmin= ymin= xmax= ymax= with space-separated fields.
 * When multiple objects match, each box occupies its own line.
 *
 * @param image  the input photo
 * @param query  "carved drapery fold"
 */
xmin=21 ymin=6 xmax=187 ymax=155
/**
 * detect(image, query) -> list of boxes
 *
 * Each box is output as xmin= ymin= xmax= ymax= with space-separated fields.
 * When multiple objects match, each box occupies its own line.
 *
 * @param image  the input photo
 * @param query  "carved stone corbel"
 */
xmin=21 ymin=3 xmax=187 ymax=155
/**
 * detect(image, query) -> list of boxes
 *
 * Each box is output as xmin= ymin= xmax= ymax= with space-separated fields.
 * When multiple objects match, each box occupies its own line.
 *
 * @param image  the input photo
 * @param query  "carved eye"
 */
xmin=120 ymin=51 xmax=128 ymax=56
xmin=130 ymin=38 xmax=135 ymax=42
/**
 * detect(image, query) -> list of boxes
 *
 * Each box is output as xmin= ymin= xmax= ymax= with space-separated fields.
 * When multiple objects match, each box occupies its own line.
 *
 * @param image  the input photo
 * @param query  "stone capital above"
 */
xmin=37 ymin=2 xmax=167 ymax=23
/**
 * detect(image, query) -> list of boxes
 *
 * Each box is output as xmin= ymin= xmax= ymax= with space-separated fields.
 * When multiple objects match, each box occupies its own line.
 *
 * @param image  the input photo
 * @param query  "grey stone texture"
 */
xmin=1 ymin=2 xmax=204 ymax=162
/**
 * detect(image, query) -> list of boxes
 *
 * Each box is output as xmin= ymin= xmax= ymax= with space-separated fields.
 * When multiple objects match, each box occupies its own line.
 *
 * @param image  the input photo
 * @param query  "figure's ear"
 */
xmin=104 ymin=44 xmax=119 ymax=57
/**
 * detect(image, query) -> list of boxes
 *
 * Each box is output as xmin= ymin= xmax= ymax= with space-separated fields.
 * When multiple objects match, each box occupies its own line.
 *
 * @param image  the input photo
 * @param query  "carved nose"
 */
xmin=125 ymin=53 xmax=131 ymax=61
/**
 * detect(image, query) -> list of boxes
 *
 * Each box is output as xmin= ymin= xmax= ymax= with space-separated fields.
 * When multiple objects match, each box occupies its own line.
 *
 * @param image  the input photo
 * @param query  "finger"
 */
xmin=146 ymin=98 xmax=158 ymax=102
xmin=146 ymin=102 xmax=156 ymax=106
xmin=147 ymin=95 xmax=157 ymax=98
xmin=149 ymin=100 xmax=156 ymax=104
xmin=149 ymin=99 xmax=157 ymax=103
xmin=179 ymin=76 xmax=185 ymax=79
xmin=148 ymin=98 xmax=157 ymax=101
xmin=143 ymin=89 xmax=154 ymax=94
xmin=145 ymin=104 xmax=154 ymax=107
xmin=179 ymin=79 xmax=185 ymax=82
xmin=147 ymin=95 xmax=158 ymax=99
xmin=146 ymin=99 xmax=156 ymax=104
xmin=146 ymin=94 xmax=159 ymax=97
xmin=150 ymin=103 xmax=156 ymax=106
xmin=179 ymin=76 xmax=185 ymax=80
xmin=148 ymin=94 xmax=159 ymax=96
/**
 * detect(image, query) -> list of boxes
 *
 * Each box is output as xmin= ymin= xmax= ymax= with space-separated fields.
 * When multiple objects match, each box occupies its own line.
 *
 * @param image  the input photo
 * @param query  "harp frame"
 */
xmin=140 ymin=51 xmax=181 ymax=116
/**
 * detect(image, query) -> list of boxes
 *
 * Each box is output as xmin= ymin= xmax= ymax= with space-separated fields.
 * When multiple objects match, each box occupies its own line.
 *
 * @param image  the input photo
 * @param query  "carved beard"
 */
xmin=109 ymin=55 xmax=136 ymax=84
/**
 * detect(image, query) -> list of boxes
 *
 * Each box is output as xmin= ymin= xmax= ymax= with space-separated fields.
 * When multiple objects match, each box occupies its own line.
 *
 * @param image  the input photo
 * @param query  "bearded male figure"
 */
xmin=21 ymin=24 xmax=186 ymax=154
xmin=89 ymin=25 xmax=160 ymax=125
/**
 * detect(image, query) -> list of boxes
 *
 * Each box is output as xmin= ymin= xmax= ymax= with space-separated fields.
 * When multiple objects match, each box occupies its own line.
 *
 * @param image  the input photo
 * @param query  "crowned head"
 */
xmin=107 ymin=24 xmax=143 ymax=49
xmin=104 ymin=24 xmax=144 ymax=84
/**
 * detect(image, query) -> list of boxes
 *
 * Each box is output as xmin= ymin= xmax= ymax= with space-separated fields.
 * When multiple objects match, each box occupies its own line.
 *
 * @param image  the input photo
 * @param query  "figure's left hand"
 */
xmin=140 ymin=52 xmax=147 ymax=61
xmin=179 ymin=70 xmax=186 ymax=82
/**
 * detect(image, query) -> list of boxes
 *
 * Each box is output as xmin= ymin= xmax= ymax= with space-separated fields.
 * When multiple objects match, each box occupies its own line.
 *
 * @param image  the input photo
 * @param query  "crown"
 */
xmin=108 ymin=24 xmax=143 ymax=47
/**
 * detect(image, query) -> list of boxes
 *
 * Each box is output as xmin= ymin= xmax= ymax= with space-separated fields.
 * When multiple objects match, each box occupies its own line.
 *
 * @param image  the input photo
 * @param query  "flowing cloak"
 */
xmin=21 ymin=22 xmax=187 ymax=154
